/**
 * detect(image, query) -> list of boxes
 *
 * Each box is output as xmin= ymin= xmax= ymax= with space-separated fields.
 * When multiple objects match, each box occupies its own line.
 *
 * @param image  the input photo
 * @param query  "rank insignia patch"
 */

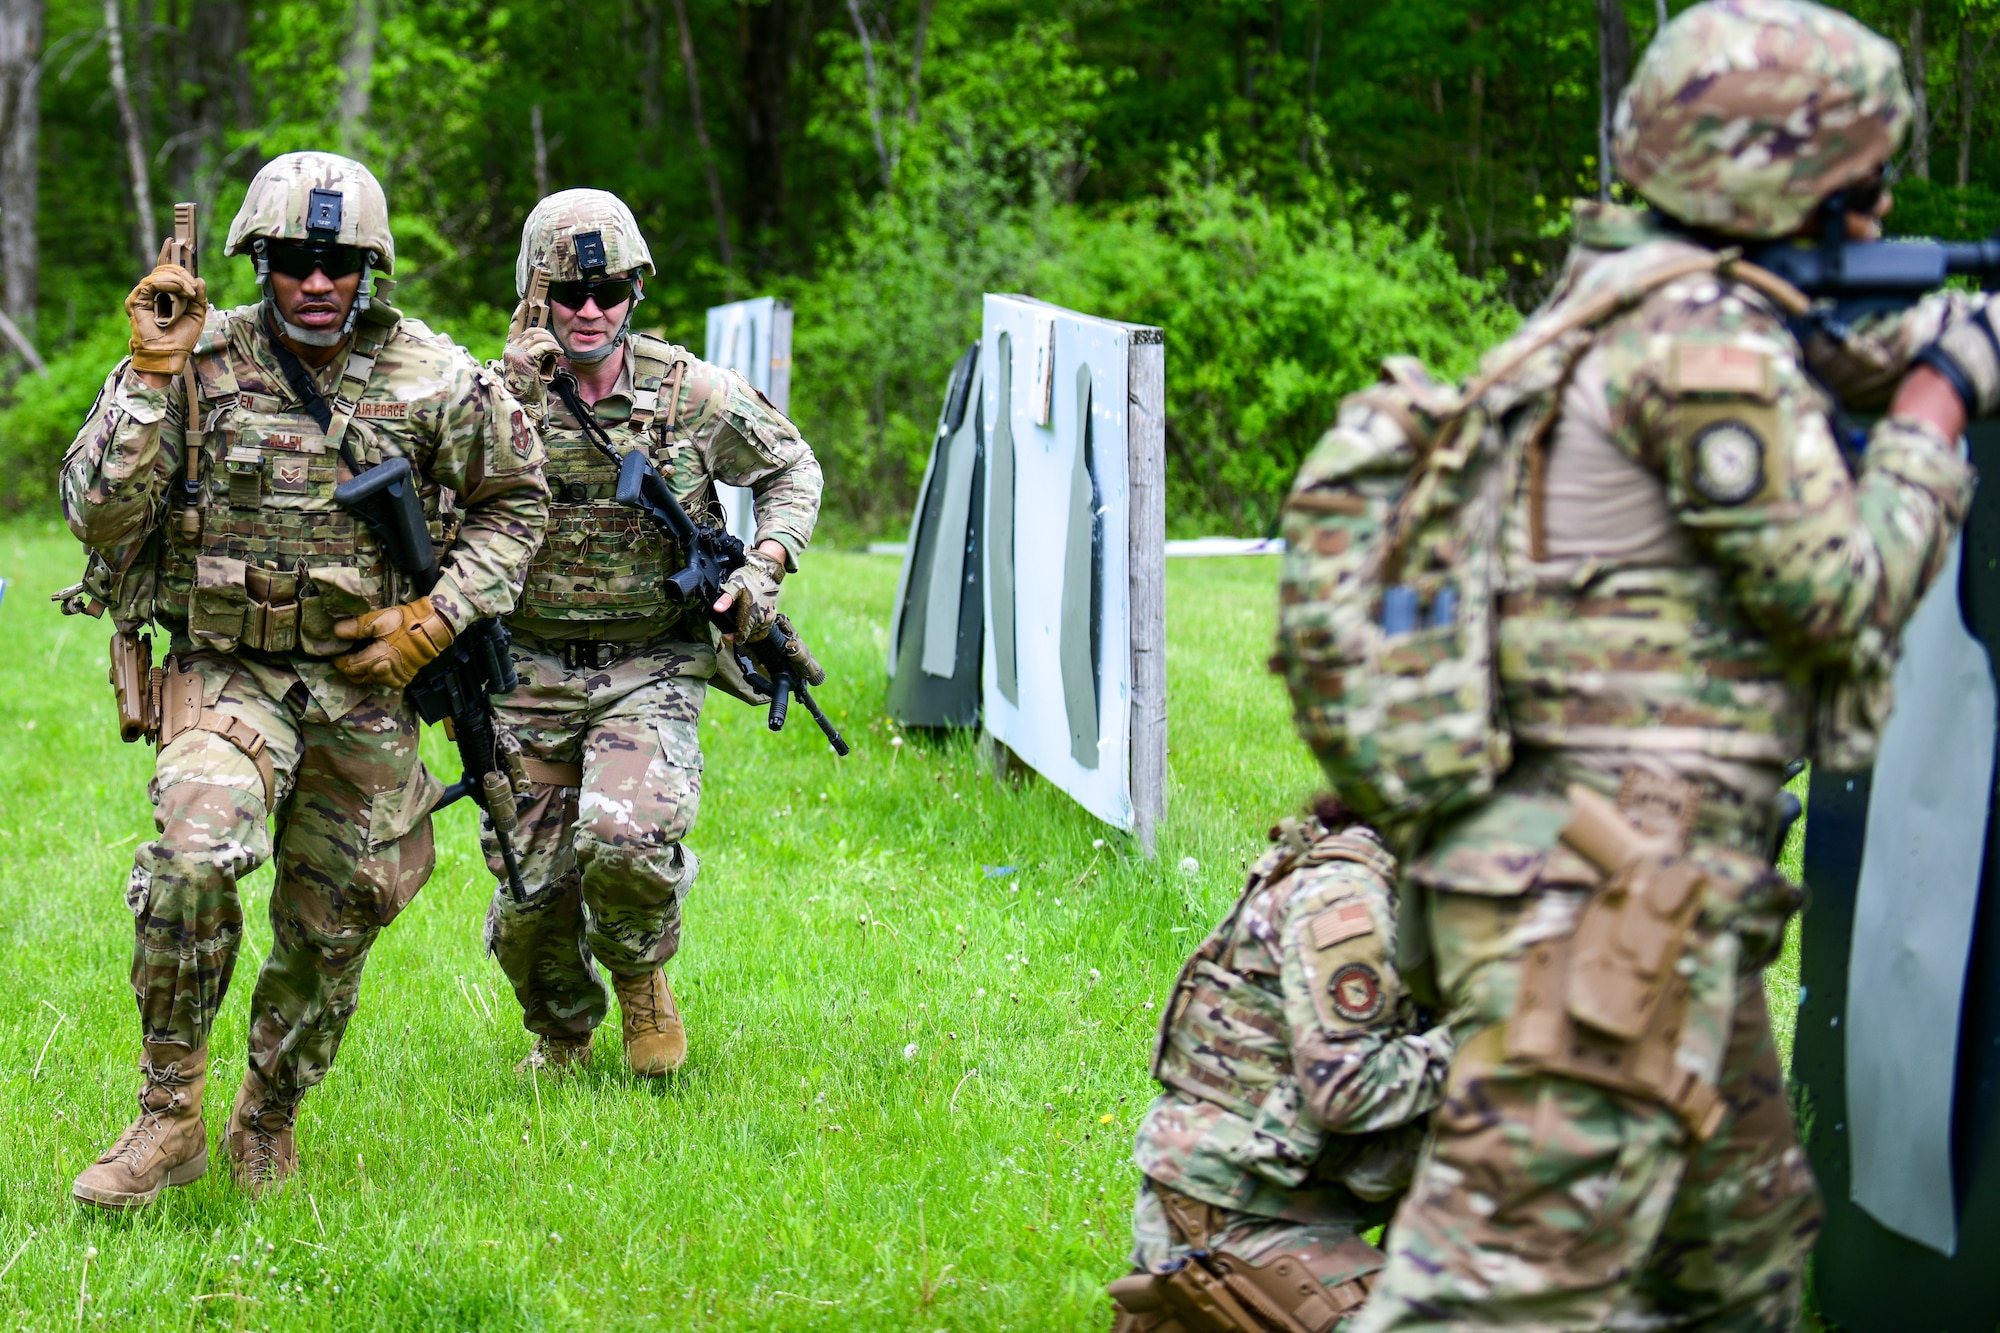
xmin=1329 ymin=963 xmax=1386 ymax=1023
xmin=1691 ymin=420 xmax=1766 ymax=506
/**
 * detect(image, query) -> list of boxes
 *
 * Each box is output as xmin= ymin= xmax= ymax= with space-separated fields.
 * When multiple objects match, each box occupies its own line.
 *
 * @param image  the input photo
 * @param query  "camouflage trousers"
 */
xmin=1351 ymin=889 xmax=1822 ymax=1333
xmin=481 ymin=636 xmax=707 ymax=1041
xmin=129 ymin=649 xmax=437 ymax=1107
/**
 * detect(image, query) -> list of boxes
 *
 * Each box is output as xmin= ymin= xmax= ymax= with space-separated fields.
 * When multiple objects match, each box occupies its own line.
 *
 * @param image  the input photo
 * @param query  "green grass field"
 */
xmin=0 ymin=521 xmax=1807 ymax=1331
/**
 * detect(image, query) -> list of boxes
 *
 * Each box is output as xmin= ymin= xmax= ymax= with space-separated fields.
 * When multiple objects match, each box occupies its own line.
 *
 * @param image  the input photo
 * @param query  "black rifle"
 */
xmin=333 ymin=455 xmax=530 ymax=899
xmin=1743 ymin=193 xmax=2000 ymax=336
xmin=543 ymin=371 xmax=850 ymax=756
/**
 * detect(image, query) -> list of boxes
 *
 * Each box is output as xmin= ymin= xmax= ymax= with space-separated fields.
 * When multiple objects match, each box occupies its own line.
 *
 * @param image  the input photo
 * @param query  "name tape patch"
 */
xmin=354 ymin=401 xmax=411 ymax=420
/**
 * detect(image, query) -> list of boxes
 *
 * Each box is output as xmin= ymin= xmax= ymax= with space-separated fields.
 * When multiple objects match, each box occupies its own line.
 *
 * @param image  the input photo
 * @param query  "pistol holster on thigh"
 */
xmin=157 ymin=654 xmax=276 ymax=807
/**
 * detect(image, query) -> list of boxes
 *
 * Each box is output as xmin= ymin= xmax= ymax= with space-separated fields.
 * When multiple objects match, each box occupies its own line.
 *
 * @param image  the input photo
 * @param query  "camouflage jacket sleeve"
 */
xmin=60 ymin=359 xmax=184 ymax=554
xmin=1601 ymin=287 xmax=1974 ymax=671
xmin=417 ymin=345 xmax=549 ymax=631
xmin=665 ymin=356 xmax=822 ymax=568
xmin=1277 ymin=861 xmax=1453 ymax=1135
xmin=1802 ymin=289 xmax=1999 ymax=414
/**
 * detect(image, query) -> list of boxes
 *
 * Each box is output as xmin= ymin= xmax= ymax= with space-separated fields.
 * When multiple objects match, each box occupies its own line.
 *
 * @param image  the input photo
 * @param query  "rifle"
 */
xmin=332 ymin=456 xmax=531 ymax=899
xmin=1744 ymin=194 xmax=2000 ymax=336
xmin=516 ymin=285 xmax=849 ymax=754
xmin=159 ymin=202 xmax=204 ymax=541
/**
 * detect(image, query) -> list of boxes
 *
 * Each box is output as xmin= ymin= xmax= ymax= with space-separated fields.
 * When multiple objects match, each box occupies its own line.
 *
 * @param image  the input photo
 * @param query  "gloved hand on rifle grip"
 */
xmin=501 ymin=328 xmax=563 ymax=405
xmin=125 ymin=264 xmax=208 ymax=376
xmin=332 ymin=596 xmax=456 ymax=690
xmin=774 ymin=614 xmax=828 ymax=686
xmin=715 ymin=549 xmax=783 ymax=642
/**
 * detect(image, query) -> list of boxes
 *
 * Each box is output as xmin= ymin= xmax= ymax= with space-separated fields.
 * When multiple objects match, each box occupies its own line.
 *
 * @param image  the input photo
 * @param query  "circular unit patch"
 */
xmin=1328 ymin=962 xmax=1386 ymax=1023
xmin=1690 ymin=420 xmax=1766 ymax=506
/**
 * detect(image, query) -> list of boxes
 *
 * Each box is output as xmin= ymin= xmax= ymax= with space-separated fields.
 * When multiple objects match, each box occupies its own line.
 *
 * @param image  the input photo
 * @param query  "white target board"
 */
xmin=703 ymin=297 xmax=794 ymax=544
xmin=980 ymin=294 xmax=1166 ymax=844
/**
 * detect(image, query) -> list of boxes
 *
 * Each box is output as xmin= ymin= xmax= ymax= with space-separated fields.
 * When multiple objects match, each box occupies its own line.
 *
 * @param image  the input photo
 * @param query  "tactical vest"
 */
xmin=1149 ymin=827 xmax=1409 ymax=1198
xmin=1278 ymin=241 xmax=1816 ymax=848
xmin=514 ymin=333 xmax=702 ymax=635
xmin=1494 ymin=243 xmax=1818 ymax=784
xmin=93 ymin=298 xmax=450 ymax=657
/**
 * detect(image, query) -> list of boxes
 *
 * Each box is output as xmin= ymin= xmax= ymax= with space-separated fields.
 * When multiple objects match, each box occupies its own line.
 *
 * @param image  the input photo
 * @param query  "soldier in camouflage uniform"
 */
xmin=1106 ymin=806 xmax=1454 ymax=1333
xmin=1273 ymin=3 xmax=2000 ymax=1328
xmin=60 ymin=152 xmax=547 ymax=1208
xmin=487 ymin=189 xmax=821 ymax=1077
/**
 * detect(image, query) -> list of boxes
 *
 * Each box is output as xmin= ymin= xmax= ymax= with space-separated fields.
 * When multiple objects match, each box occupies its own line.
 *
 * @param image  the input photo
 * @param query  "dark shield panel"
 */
xmin=887 ymin=342 xmax=986 ymax=728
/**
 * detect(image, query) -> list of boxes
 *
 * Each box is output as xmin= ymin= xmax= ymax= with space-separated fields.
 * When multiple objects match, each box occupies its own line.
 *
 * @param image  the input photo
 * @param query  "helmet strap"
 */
xmin=556 ymin=278 xmax=643 ymax=365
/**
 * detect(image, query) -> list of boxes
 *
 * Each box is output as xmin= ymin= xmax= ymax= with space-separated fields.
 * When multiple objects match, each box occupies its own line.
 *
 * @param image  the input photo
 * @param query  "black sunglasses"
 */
xmin=266 ymin=241 xmax=370 ymax=280
xmin=548 ymin=277 xmax=639 ymax=312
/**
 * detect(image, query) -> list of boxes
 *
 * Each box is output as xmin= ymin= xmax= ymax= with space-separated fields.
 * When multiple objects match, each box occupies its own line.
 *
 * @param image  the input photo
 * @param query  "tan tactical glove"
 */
xmin=332 ymin=597 xmax=455 ymax=690
xmin=716 ymin=550 xmax=783 ymax=641
xmin=501 ymin=328 xmax=563 ymax=405
xmin=125 ymin=264 xmax=208 ymax=375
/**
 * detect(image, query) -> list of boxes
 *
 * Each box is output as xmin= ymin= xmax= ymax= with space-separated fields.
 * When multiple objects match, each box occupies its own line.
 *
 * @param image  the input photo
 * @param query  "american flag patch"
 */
xmin=1309 ymin=901 xmax=1375 ymax=949
xmin=1669 ymin=343 xmax=1773 ymax=398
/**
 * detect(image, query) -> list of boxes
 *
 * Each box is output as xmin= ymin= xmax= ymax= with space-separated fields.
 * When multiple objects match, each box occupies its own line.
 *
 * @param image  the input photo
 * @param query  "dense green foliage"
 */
xmin=5 ymin=0 xmax=2000 ymax=535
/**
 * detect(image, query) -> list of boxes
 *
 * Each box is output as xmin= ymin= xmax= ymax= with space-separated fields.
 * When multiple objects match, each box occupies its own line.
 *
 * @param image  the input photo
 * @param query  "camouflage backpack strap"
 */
xmin=1148 ymin=829 xmax=1312 ymax=1087
xmin=322 ymin=283 xmax=402 ymax=459
xmin=627 ymin=333 xmax=675 ymax=430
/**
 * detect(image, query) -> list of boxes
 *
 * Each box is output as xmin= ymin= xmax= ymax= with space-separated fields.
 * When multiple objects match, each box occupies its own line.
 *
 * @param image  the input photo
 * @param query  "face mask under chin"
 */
xmin=560 ymin=324 xmax=627 ymax=365
xmin=264 ymin=296 xmax=352 ymax=348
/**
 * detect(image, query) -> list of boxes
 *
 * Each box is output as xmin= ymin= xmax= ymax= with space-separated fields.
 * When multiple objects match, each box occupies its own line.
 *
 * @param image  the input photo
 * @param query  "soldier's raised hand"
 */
xmin=125 ymin=264 xmax=208 ymax=376
xmin=501 ymin=328 xmax=563 ymax=404
xmin=332 ymin=596 xmax=456 ymax=690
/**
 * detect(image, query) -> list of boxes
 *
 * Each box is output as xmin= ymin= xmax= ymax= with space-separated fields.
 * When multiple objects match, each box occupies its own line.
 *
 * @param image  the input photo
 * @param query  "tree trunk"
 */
xmin=906 ymin=0 xmax=932 ymax=123
xmin=740 ymin=0 xmax=792 ymax=253
xmin=105 ymin=0 xmax=155 ymax=270
xmin=669 ymin=0 xmax=732 ymax=270
xmin=531 ymin=102 xmax=548 ymax=199
xmin=1656 ymin=0 xmax=1666 ymax=28
xmin=0 ymin=0 xmax=41 ymax=341
xmin=1910 ymin=4 xmax=1930 ymax=180
xmin=1299 ymin=0 xmax=1323 ymax=165
xmin=170 ymin=0 xmax=250 ymax=257
xmin=846 ymin=0 xmax=893 ymax=186
xmin=638 ymin=0 xmax=662 ymax=172
xmin=1597 ymin=0 xmax=1631 ymax=199
xmin=337 ymin=0 xmax=375 ymax=155
xmin=1959 ymin=9 xmax=1988 ymax=191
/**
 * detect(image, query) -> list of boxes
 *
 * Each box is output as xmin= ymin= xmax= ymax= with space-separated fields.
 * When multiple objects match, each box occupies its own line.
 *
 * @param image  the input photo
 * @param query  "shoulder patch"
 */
xmin=1328 ymin=963 xmax=1387 ymax=1023
xmin=1669 ymin=342 xmax=1774 ymax=400
xmin=1690 ymin=419 xmax=1767 ymax=506
xmin=1309 ymin=900 xmax=1375 ymax=950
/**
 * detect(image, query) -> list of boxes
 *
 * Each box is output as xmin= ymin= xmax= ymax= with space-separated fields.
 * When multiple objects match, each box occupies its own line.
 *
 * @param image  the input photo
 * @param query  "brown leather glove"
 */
xmin=501 ymin=328 xmax=563 ymax=404
xmin=332 ymin=597 xmax=455 ymax=690
xmin=717 ymin=550 xmax=783 ymax=641
xmin=125 ymin=264 xmax=209 ymax=375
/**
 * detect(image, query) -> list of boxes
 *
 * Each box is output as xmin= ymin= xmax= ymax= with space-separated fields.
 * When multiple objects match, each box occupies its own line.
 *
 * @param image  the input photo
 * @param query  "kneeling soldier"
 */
xmin=488 ymin=189 xmax=822 ymax=1076
xmin=61 ymin=151 xmax=546 ymax=1207
xmin=1108 ymin=804 xmax=1453 ymax=1332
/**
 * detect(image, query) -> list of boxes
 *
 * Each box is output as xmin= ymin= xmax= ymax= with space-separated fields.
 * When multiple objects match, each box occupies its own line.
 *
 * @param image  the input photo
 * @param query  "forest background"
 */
xmin=0 ymin=0 xmax=1998 ymax=540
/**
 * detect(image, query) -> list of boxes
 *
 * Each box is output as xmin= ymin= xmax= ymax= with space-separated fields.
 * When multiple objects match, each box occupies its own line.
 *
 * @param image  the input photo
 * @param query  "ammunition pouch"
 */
xmin=1503 ymin=784 xmax=1725 ymax=1141
xmin=155 ymin=654 xmax=276 ymax=808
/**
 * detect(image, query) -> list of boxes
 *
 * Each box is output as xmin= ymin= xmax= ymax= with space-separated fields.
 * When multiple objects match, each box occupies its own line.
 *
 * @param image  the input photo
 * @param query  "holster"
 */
xmin=1130 ymin=1190 xmax=1379 ymax=1333
xmin=154 ymin=654 xmax=277 ymax=809
xmin=109 ymin=629 xmax=162 ymax=743
xmin=1504 ymin=783 xmax=1724 ymax=1141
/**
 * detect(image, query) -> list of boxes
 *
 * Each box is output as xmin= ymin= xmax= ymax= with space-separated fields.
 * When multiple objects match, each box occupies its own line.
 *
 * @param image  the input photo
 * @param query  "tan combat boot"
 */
xmin=514 ymin=1033 xmax=593 ymax=1075
xmin=71 ymin=1044 xmax=209 ymax=1210
xmin=612 ymin=968 xmax=686 ymax=1076
xmin=225 ymin=1074 xmax=298 ymax=1200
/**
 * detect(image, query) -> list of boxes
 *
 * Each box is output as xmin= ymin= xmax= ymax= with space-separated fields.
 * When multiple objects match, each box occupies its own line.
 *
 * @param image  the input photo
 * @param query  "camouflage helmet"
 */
xmin=225 ymin=151 xmax=395 ymax=272
xmin=514 ymin=189 xmax=655 ymax=295
xmin=1613 ymin=0 xmax=1911 ymax=239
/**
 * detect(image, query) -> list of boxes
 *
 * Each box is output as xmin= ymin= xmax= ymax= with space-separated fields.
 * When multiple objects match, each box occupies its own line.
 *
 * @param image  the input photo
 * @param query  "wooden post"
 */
xmin=1127 ymin=328 xmax=1167 ymax=855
